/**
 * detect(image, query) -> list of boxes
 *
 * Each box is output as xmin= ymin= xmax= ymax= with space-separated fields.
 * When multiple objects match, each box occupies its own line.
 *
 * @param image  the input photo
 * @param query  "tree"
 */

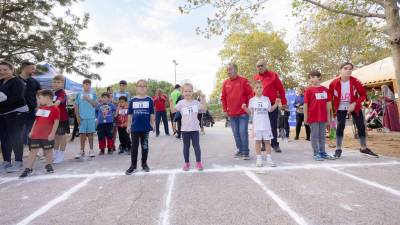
xmin=295 ymin=9 xmax=391 ymax=81
xmin=0 ymin=0 xmax=111 ymax=79
xmin=180 ymin=0 xmax=400 ymax=98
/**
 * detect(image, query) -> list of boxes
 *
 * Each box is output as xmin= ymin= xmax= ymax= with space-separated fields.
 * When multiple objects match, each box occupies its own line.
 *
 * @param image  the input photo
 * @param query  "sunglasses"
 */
xmin=256 ymin=65 xmax=264 ymax=68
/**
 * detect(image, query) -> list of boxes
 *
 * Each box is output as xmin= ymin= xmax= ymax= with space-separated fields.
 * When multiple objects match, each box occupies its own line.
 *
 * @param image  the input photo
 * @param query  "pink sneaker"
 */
xmin=182 ymin=163 xmax=190 ymax=171
xmin=196 ymin=162 xmax=203 ymax=171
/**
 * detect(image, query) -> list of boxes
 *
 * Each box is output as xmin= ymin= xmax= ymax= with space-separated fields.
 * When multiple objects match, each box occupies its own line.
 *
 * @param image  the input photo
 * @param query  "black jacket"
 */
xmin=0 ymin=76 xmax=27 ymax=114
xmin=18 ymin=75 xmax=41 ymax=112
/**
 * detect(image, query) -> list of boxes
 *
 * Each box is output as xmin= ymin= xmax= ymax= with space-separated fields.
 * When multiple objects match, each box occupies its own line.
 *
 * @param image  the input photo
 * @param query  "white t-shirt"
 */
xmin=338 ymin=81 xmax=350 ymax=110
xmin=249 ymin=96 xmax=272 ymax=131
xmin=175 ymin=99 xmax=201 ymax=132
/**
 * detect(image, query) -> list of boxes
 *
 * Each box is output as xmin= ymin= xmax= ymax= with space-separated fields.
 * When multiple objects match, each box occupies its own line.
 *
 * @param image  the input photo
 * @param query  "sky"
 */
xmin=67 ymin=0 xmax=297 ymax=95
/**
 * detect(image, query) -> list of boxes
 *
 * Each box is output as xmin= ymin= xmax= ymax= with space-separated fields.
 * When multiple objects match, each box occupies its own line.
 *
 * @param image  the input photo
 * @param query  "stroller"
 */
xmin=366 ymin=102 xmax=384 ymax=131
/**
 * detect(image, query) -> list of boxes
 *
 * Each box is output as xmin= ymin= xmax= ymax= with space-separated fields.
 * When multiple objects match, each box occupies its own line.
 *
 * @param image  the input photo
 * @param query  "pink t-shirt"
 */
xmin=175 ymin=99 xmax=202 ymax=132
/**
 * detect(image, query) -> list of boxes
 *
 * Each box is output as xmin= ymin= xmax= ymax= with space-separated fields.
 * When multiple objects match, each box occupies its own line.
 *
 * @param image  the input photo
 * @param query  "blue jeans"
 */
xmin=230 ymin=114 xmax=249 ymax=155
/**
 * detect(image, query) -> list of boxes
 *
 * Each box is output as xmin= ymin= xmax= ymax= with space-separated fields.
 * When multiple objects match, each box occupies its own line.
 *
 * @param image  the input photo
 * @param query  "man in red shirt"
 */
xmin=153 ymin=88 xmax=170 ymax=136
xmin=253 ymin=59 xmax=287 ymax=153
xmin=221 ymin=63 xmax=253 ymax=159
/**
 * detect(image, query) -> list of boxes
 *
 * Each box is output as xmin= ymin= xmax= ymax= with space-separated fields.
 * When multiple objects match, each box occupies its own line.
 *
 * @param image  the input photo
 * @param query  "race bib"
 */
xmin=80 ymin=94 xmax=93 ymax=100
xmin=119 ymin=109 xmax=128 ymax=115
xmin=315 ymin=92 xmax=327 ymax=100
xmin=36 ymin=109 xmax=51 ymax=117
xmin=132 ymin=101 xmax=149 ymax=109
xmin=182 ymin=105 xmax=198 ymax=116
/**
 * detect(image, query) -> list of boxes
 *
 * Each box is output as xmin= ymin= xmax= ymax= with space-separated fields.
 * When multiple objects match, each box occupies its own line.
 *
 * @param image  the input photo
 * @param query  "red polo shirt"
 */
xmin=254 ymin=70 xmax=287 ymax=105
xmin=221 ymin=75 xmax=253 ymax=117
xmin=152 ymin=95 xmax=168 ymax=112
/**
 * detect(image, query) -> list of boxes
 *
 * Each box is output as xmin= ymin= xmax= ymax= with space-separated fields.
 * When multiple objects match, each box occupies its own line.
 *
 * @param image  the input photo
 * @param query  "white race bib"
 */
xmin=119 ymin=109 xmax=128 ymax=115
xmin=132 ymin=101 xmax=149 ymax=109
xmin=36 ymin=109 xmax=51 ymax=117
xmin=315 ymin=91 xmax=327 ymax=100
xmin=182 ymin=105 xmax=198 ymax=116
xmin=80 ymin=94 xmax=93 ymax=100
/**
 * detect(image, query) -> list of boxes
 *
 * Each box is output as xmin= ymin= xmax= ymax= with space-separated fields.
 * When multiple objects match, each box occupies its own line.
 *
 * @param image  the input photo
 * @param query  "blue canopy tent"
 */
xmin=33 ymin=63 xmax=83 ymax=94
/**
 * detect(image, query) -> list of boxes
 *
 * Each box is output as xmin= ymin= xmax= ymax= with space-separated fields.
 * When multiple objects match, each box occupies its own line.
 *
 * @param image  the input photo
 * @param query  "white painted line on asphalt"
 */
xmin=244 ymin=171 xmax=309 ymax=225
xmin=1 ymin=161 xmax=399 ymax=183
xmin=16 ymin=177 xmax=94 ymax=225
xmin=159 ymin=173 xmax=176 ymax=225
xmin=327 ymin=167 xmax=400 ymax=197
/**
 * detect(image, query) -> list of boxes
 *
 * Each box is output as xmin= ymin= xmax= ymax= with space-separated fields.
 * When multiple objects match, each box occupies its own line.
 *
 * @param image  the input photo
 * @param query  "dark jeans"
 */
xmin=130 ymin=131 xmax=149 ymax=167
xmin=156 ymin=111 xmax=170 ymax=135
xmin=230 ymin=114 xmax=249 ymax=155
xmin=23 ymin=111 xmax=36 ymax=145
xmin=295 ymin=113 xmax=310 ymax=139
xmin=118 ymin=127 xmax=131 ymax=149
xmin=97 ymin=123 xmax=113 ymax=149
xmin=0 ymin=112 xmax=26 ymax=162
xmin=182 ymin=131 xmax=201 ymax=163
xmin=268 ymin=108 xmax=280 ymax=148
xmin=336 ymin=110 xmax=367 ymax=147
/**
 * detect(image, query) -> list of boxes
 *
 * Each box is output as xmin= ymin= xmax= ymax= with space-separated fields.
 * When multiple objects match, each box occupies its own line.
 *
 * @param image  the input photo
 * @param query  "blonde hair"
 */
xmin=182 ymin=83 xmax=194 ymax=91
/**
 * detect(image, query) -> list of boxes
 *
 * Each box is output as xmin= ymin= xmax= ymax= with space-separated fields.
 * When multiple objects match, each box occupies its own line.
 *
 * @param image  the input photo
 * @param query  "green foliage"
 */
xmin=0 ymin=0 xmax=111 ymax=79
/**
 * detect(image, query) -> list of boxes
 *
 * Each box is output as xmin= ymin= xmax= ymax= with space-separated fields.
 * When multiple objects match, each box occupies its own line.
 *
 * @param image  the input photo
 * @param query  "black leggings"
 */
xmin=182 ymin=131 xmax=201 ymax=163
xmin=0 ymin=112 xmax=26 ymax=162
xmin=130 ymin=131 xmax=149 ymax=167
xmin=336 ymin=110 xmax=366 ymax=148
xmin=295 ymin=113 xmax=310 ymax=139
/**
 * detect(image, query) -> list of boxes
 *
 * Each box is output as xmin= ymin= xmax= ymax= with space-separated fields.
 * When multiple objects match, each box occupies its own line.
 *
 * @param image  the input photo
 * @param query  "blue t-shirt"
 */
xmin=75 ymin=91 xmax=97 ymax=119
xmin=113 ymin=91 xmax=130 ymax=102
xmin=96 ymin=103 xmax=116 ymax=124
xmin=128 ymin=96 xmax=154 ymax=132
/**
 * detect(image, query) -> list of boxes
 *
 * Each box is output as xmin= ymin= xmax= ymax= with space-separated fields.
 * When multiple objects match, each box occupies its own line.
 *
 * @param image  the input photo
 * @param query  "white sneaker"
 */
xmin=53 ymin=150 xmax=59 ymax=161
xmin=266 ymin=158 xmax=276 ymax=167
xmin=256 ymin=156 xmax=263 ymax=167
xmin=53 ymin=151 xmax=64 ymax=164
xmin=88 ymin=149 xmax=95 ymax=158
xmin=75 ymin=151 xmax=85 ymax=159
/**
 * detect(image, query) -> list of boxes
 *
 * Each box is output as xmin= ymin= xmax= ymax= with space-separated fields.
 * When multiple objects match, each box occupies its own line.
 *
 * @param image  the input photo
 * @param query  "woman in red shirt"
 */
xmin=153 ymin=88 xmax=170 ymax=136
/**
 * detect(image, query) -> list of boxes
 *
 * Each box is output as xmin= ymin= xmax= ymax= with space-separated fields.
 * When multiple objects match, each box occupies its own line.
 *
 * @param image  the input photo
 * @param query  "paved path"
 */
xmin=1 ymin=123 xmax=399 ymax=225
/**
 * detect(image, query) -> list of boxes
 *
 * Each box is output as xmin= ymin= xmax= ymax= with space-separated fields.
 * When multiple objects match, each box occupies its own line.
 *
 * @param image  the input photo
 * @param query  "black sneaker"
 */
xmin=360 ymin=148 xmax=379 ymax=158
xmin=242 ymin=154 xmax=250 ymax=160
xmin=99 ymin=149 xmax=105 ymax=155
xmin=142 ymin=164 xmax=150 ymax=172
xmin=273 ymin=147 xmax=282 ymax=153
xmin=294 ymin=137 xmax=299 ymax=140
xmin=234 ymin=151 xmax=242 ymax=158
xmin=19 ymin=168 xmax=32 ymax=178
xmin=118 ymin=149 xmax=125 ymax=154
xmin=45 ymin=164 xmax=54 ymax=173
xmin=107 ymin=148 xmax=113 ymax=155
xmin=125 ymin=166 xmax=137 ymax=175
xmin=334 ymin=149 xmax=342 ymax=159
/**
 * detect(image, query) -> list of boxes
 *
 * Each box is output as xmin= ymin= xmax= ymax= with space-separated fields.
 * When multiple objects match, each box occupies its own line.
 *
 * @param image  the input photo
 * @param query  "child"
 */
xmin=304 ymin=70 xmax=335 ymax=161
xmin=125 ymin=79 xmax=155 ymax=174
xmin=173 ymin=83 xmax=207 ymax=171
xmin=20 ymin=90 xmax=60 ymax=178
xmin=96 ymin=93 xmax=116 ymax=155
xmin=116 ymin=96 xmax=131 ymax=154
xmin=242 ymin=81 xmax=279 ymax=167
xmin=278 ymin=105 xmax=290 ymax=142
xmin=52 ymin=75 xmax=69 ymax=164
xmin=74 ymin=79 xmax=98 ymax=160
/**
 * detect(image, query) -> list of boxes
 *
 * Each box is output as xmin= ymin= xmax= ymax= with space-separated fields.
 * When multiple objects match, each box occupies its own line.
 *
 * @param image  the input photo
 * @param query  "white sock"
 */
xmin=266 ymin=154 xmax=272 ymax=161
xmin=257 ymin=155 xmax=262 ymax=160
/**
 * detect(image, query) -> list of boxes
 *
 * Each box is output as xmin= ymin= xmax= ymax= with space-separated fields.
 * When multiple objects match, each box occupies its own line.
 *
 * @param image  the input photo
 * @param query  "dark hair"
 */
xmin=308 ymin=70 xmax=322 ymax=78
xmin=82 ymin=79 xmax=91 ymax=85
xmin=119 ymin=80 xmax=127 ymax=85
xmin=53 ymin=75 xmax=65 ymax=82
xmin=37 ymin=89 xmax=54 ymax=98
xmin=106 ymin=86 xmax=112 ymax=91
xmin=119 ymin=96 xmax=128 ymax=102
xmin=20 ymin=61 xmax=35 ymax=69
xmin=340 ymin=62 xmax=354 ymax=70
xmin=101 ymin=92 xmax=110 ymax=98
xmin=174 ymin=84 xmax=181 ymax=89
xmin=0 ymin=61 xmax=14 ymax=70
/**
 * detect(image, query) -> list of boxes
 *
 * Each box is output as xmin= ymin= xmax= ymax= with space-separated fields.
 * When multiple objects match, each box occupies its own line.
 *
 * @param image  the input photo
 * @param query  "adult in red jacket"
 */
xmin=153 ymin=88 xmax=170 ymax=136
xmin=221 ymin=63 xmax=253 ymax=159
xmin=328 ymin=62 xmax=378 ymax=158
xmin=253 ymin=59 xmax=287 ymax=153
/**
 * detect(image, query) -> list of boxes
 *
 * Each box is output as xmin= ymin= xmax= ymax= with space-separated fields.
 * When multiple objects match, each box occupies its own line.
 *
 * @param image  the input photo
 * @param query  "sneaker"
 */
xmin=266 ymin=158 xmax=277 ymax=167
xmin=242 ymin=154 xmax=250 ymax=160
xmin=19 ymin=168 xmax=33 ymax=178
xmin=88 ymin=149 xmax=96 ymax=158
xmin=99 ymin=149 xmax=105 ymax=155
xmin=118 ymin=149 xmax=125 ymax=154
xmin=107 ymin=148 xmax=113 ymax=155
xmin=45 ymin=164 xmax=54 ymax=173
xmin=0 ymin=161 xmax=12 ymax=173
xmin=305 ymin=138 xmax=310 ymax=141
xmin=125 ymin=166 xmax=137 ymax=175
xmin=196 ymin=162 xmax=204 ymax=171
xmin=273 ymin=147 xmax=282 ymax=153
xmin=142 ymin=164 xmax=150 ymax=172
xmin=182 ymin=163 xmax=190 ymax=171
xmin=75 ymin=151 xmax=85 ymax=159
xmin=294 ymin=137 xmax=299 ymax=140
xmin=234 ymin=151 xmax=242 ymax=158
xmin=360 ymin=148 xmax=379 ymax=158
xmin=314 ymin=155 xmax=324 ymax=161
xmin=320 ymin=152 xmax=335 ymax=160
xmin=53 ymin=151 xmax=64 ymax=164
xmin=256 ymin=156 xmax=263 ymax=167
xmin=6 ymin=161 xmax=23 ymax=173
xmin=334 ymin=149 xmax=342 ymax=159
